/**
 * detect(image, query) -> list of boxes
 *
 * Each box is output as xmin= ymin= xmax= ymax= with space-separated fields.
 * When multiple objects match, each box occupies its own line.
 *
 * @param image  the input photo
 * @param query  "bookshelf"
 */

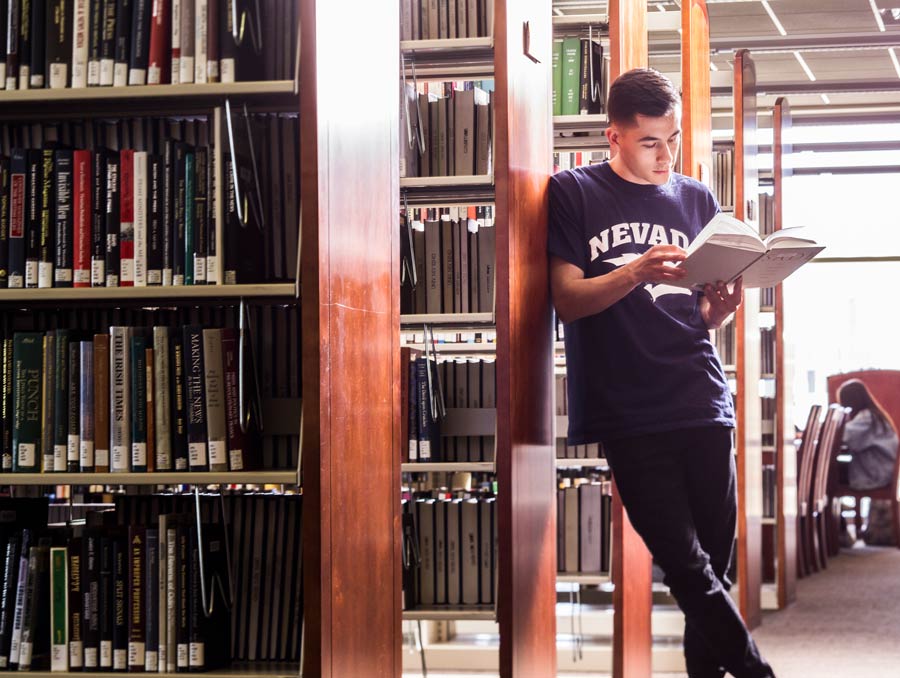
xmin=0 ymin=284 xmax=296 ymax=304
xmin=0 ymin=471 xmax=298 ymax=486
xmin=732 ymin=48 xmax=764 ymax=630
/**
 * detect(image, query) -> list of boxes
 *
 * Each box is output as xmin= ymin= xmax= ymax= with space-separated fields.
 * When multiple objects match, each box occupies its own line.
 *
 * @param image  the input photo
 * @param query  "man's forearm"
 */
xmin=553 ymin=266 xmax=640 ymax=323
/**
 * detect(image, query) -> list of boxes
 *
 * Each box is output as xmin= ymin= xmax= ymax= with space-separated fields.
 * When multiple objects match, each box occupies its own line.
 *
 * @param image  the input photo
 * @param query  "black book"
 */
xmin=161 ymin=139 xmax=173 ymax=285
xmin=0 ymin=338 xmax=11 ymax=472
xmin=147 ymin=153 xmax=162 ymax=285
xmin=91 ymin=148 xmax=109 ymax=286
xmin=126 ymin=525 xmax=145 ymax=670
xmin=67 ymin=537 xmax=83 ymax=670
xmin=19 ymin=543 xmax=51 ymax=671
xmin=0 ymin=532 xmax=20 ymax=667
xmin=8 ymin=150 xmax=26 ymax=288
xmin=16 ymin=0 xmax=29 ymax=89
xmin=111 ymin=533 xmax=127 ymax=671
xmin=172 ymin=142 xmax=186 ymax=285
xmin=67 ymin=339 xmax=80 ymax=472
xmin=579 ymin=39 xmax=604 ymax=115
xmin=38 ymin=150 xmax=53 ymax=289
xmin=97 ymin=534 xmax=113 ymax=669
xmin=104 ymin=153 xmax=120 ymax=287
xmin=99 ymin=0 xmax=116 ymax=85
xmin=0 ymin=0 xmax=7 ymax=86
xmin=112 ymin=0 xmax=131 ymax=86
xmin=27 ymin=0 xmax=42 ymax=87
xmin=24 ymin=149 xmax=40 ymax=288
xmin=4 ymin=0 xmax=19 ymax=90
xmin=45 ymin=0 xmax=71 ymax=89
xmin=87 ymin=0 xmax=102 ymax=85
xmin=182 ymin=326 xmax=207 ymax=471
xmin=206 ymin=140 xmax=216 ymax=284
xmin=222 ymin=151 xmax=237 ymax=284
xmin=53 ymin=149 xmax=74 ymax=288
xmin=0 ymin=155 xmax=10 ymax=289
xmin=81 ymin=525 xmax=100 ymax=669
xmin=126 ymin=0 xmax=148 ymax=84
xmin=170 ymin=330 xmax=189 ymax=471
xmin=175 ymin=519 xmax=188 ymax=671
xmin=191 ymin=146 xmax=207 ymax=284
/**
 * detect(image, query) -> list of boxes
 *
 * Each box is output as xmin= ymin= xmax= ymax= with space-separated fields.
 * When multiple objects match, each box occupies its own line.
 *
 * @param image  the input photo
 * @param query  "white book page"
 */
xmin=739 ymin=245 xmax=826 ymax=288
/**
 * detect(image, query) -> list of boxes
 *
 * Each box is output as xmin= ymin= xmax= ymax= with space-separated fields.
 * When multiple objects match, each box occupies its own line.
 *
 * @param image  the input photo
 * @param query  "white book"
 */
xmin=71 ymin=0 xmax=90 ymax=87
xmin=675 ymin=212 xmax=824 ymax=290
xmin=178 ymin=0 xmax=195 ymax=84
xmin=133 ymin=152 xmax=148 ymax=286
xmin=170 ymin=0 xmax=182 ymax=83
xmin=110 ymin=326 xmax=132 ymax=472
xmin=202 ymin=329 xmax=228 ymax=471
xmin=194 ymin=0 xmax=207 ymax=83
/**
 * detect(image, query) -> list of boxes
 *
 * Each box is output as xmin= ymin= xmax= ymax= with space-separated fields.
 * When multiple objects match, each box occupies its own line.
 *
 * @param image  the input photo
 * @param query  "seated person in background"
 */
xmin=838 ymin=379 xmax=899 ymax=491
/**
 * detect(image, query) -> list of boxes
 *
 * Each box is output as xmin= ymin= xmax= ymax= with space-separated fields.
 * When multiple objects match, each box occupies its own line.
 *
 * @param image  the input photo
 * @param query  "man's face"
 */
xmin=606 ymin=108 xmax=682 ymax=185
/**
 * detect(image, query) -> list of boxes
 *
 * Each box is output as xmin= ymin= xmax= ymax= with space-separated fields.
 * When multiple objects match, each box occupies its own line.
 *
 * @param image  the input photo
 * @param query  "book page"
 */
xmin=671 ymin=242 xmax=763 ymax=290
xmin=687 ymin=213 xmax=763 ymax=255
xmin=739 ymin=245 xmax=825 ymax=288
xmin=763 ymin=226 xmax=818 ymax=248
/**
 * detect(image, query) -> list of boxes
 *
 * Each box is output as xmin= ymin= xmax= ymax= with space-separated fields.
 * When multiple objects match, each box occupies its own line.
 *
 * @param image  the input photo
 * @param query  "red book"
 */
xmin=119 ymin=150 xmax=135 ymax=287
xmin=148 ymin=0 xmax=169 ymax=84
xmin=73 ymin=150 xmax=93 ymax=288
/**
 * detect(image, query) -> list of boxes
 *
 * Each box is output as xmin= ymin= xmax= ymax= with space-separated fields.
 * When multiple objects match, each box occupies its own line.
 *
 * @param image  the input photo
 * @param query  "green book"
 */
xmin=184 ymin=153 xmax=195 ymax=286
xmin=12 ymin=332 xmax=43 ymax=473
xmin=50 ymin=547 xmax=68 ymax=672
xmin=552 ymin=39 xmax=564 ymax=117
xmin=561 ymin=37 xmax=581 ymax=117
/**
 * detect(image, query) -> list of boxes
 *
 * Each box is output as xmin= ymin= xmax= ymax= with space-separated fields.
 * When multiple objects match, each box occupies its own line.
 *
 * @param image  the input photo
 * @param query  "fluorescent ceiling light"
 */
xmin=793 ymin=51 xmax=816 ymax=81
xmin=890 ymin=47 xmax=900 ymax=79
xmin=760 ymin=0 xmax=788 ymax=36
xmin=869 ymin=0 xmax=887 ymax=31
xmin=820 ymin=93 xmax=831 ymax=104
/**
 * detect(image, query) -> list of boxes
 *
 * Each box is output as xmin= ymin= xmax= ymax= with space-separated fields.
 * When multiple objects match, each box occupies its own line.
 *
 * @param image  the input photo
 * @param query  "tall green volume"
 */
xmin=11 ymin=333 xmax=42 ymax=473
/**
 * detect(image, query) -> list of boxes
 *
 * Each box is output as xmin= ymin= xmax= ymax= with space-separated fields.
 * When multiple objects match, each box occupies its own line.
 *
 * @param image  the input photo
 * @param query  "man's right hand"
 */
xmin=626 ymin=245 xmax=689 ymax=285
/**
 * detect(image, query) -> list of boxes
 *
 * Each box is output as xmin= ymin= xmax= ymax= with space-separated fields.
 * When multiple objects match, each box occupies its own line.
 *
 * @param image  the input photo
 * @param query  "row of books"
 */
xmin=555 ymin=373 xmax=603 ymax=459
xmin=0 ymin=113 xmax=298 ymax=288
xmin=552 ymin=150 xmax=608 ymax=174
xmin=400 ymin=81 xmax=493 ymax=179
xmin=762 ymin=463 xmax=776 ymax=519
xmin=4 ymin=326 xmax=257 ymax=474
xmin=757 ymin=192 xmax=776 ymax=307
xmin=0 ymin=0 xmax=294 ymax=90
xmin=552 ymin=38 xmax=605 ymax=118
xmin=399 ymin=0 xmax=494 ymax=41
xmin=400 ymin=206 xmax=495 ymax=316
xmin=403 ymin=352 xmax=496 ymax=464
xmin=557 ymin=479 xmax=612 ymax=575
xmin=400 ymin=328 xmax=496 ymax=348
xmin=711 ymin=148 xmax=734 ymax=211
xmin=760 ymin=327 xmax=776 ymax=376
xmin=401 ymin=494 xmax=496 ymax=609
xmin=715 ymin=322 xmax=735 ymax=368
xmin=1 ymin=303 xmax=300 ymax=473
xmin=761 ymin=396 xmax=775 ymax=447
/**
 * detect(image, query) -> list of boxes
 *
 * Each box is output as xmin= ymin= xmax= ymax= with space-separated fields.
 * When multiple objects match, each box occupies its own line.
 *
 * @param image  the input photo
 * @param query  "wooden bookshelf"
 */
xmin=402 ymin=607 xmax=496 ymax=621
xmin=555 ymin=458 xmax=608 ymax=469
xmin=0 ymin=471 xmax=298 ymax=486
xmin=400 ymin=174 xmax=494 ymax=189
xmin=733 ymin=48 xmax=764 ymax=630
xmin=401 ymin=461 xmax=494 ymax=473
xmin=400 ymin=312 xmax=495 ymax=328
xmin=557 ymin=573 xmax=612 ymax=585
xmin=0 ymin=283 xmax=296 ymax=305
xmin=681 ymin=0 xmax=712 ymax=184
xmin=2 ymin=665 xmax=301 ymax=678
xmin=772 ymin=96 xmax=798 ymax=609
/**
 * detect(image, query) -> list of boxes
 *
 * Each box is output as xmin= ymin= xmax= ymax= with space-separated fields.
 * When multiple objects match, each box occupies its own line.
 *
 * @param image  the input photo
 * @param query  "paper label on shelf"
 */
xmin=17 ymin=443 xmax=35 ymax=468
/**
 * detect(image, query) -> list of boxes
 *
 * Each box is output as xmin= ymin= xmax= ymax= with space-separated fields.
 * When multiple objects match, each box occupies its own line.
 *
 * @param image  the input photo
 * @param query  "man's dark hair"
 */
xmin=607 ymin=68 xmax=681 ymax=126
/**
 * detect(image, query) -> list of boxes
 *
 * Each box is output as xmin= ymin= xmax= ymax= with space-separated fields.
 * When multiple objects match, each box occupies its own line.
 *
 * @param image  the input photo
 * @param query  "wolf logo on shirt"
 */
xmin=603 ymin=253 xmax=692 ymax=302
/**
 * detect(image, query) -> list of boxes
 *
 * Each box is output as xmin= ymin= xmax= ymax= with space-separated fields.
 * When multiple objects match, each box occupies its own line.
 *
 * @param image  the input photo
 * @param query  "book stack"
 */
xmin=399 ymin=0 xmax=494 ymax=40
xmin=553 ymin=150 xmax=609 ymax=174
xmin=556 ymin=474 xmax=612 ymax=575
xmin=400 ymin=81 xmax=493 ymax=179
xmin=554 ymin=373 xmax=602 ymax=460
xmin=712 ymin=147 xmax=734 ymax=210
xmin=0 ymin=0 xmax=295 ymax=90
xmin=401 ymin=493 xmax=496 ymax=610
xmin=552 ymin=37 xmax=605 ymax=117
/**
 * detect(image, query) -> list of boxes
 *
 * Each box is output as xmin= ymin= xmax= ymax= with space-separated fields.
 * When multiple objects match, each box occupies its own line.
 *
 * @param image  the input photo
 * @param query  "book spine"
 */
xmin=220 ymin=328 xmax=244 ymax=471
xmin=110 ymin=326 xmax=131 ymax=472
xmin=71 ymin=0 xmax=88 ymax=87
xmin=145 ymin=346 xmax=154 ymax=472
xmin=177 ymin=0 xmax=192 ymax=84
xmin=170 ymin=331 xmax=188 ymax=470
xmin=46 ymin=0 xmax=71 ymax=88
xmin=0 ymin=533 xmax=20 ymax=667
xmin=5 ymin=0 xmax=19 ymax=90
xmin=113 ymin=0 xmax=131 ymax=86
xmin=53 ymin=149 xmax=73 ymax=288
xmin=415 ymin=357 xmax=430 ymax=461
xmin=24 ymin=150 xmax=39 ymax=288
xmin=222 ymin=152 xmax=236 ymax=284
xmin=64 ymin=542 xmax=80 ymax=671
xmin=127 ymin=526 xmax=145 ymax=671
xmin=191 ymin=147 xmax=205 ymax=284
xmin=11 ymin=333 xmax=41 ymax=472
xmin=144 ymin=529 xmax=158 ymax=671
xmin=8 ymin=150 xmax=25 ymax=288
xmin=183 ymin=150 xmax=193 ymax=284
xmin=16 ymin=0 xmax=29 ymax=89
xmin=172 ymin=143 xmax=186 ymax=285
xmin=175 ymin=522 xmax=187 ymax=670
xmin=206 ymin=131 xmax=217 ymax=284
xmin=91 ymin=149 xmax=107 ymax=286
xmin=201 ymin=328 xmax=226 ymax=471
xmin=119 ymin=149 xmax=134 ymax=286
xmin=146 ymin=0 xmax=166 ymax=84
xmin=0 ymin=156 xmax=10 ymax=289
xmin=169 ymin=0 xmax=179 ymax=83
xmin=17 ymin=545 xmax=44 ymax=671
xmin=129 ymin=332 xmax=147 ymax=472
xmin=79 ymin=341 xmax=94 ymax=471
xmin=164 ymin=520 xmax=176 ymax=672
xmin=112 ymin=536 xmax=127 ymax=671
xmin=87 ymin=0 xmax=102 ymax=85
xmin=157 ymin=517 xmax=168 ymax=673
xmin=28 ymin=0 xmax=43 ymax=88
xmin=99 ymin=0 xmax=116 ymax=85
xmin=104 ymin=155 xmax=120 ymax=286
xmin=8 ymin=529 xmax=31 ymax=667
xmin=183 ymin=325 xmax=207 ymax=470
xmin=218 ymin=0 xmax=234 ymax=82
xmin=192 ymin=0 xmax=204 ymax=83
xmin=52 ymin=329 xmax=68 ymax=472
xmin=187 ymin=527 xmax=203 ymax=670
xmin=0 ymin=338 xmax=12 ymax=472
xmin=67 ymin=340 xmax=80 ymax=472
xmin=132 ymin=150 xmax=147 ymax=286
xmin=93 ymin=334 xmax=110 ymax=472
xmin=147 ymin=154 xmax=162 ymax=284
xmin=40 ymin=333 xmax=54 ymax=472
xmin=152 ymin=327 xmax=171 ymax=470
xmin=127 ymin=0 xmax=150 ymax=84
xmin=98 ymin=537 xmax=112 ymax=669
xmin=204 ymin=0 xmax=216 ymax=81
xmin=82 ymin=532 xmax=100 ymax=669
xmin=161 ymin=139 xmax=173 ymax=284
xmin=38 ymin=150 xmax=54 ymax=288
xmin=73 ymin=149 xmax=93 ymax=288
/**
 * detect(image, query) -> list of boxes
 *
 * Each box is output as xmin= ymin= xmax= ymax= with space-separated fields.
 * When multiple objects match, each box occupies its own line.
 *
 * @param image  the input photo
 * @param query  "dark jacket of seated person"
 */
xmin=838 ymin=379 xmax=899 ymax=491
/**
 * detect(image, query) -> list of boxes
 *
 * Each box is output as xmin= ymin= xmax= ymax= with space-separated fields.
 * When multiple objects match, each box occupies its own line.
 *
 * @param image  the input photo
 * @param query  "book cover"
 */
xmin=87 ymin=0 xmax=102 ymax=84
xmin=91 ymin=148 xmax=109 ymax=286
xmin=52 ymin=329 xmax=68 ymax=472
xmin=130 ymin=332 xmax=147 ymax=472
xmin=147 ymin=153 xmax=163 ymax=284
xmin=127 ymin=526 xmax=145 ymax=670
xmin=0 ymin=533 xmax=21 ymax=667
xmin=73 ymin=149 xmax=92 ymax=287
xmin=182 ymin=325 xmax=207 ymax=470
xmin=161 ymin=139 xmax=174 ymax=284
xmin=24 ymin=149 xmax=40 ymax=288
xmin=112 ymin=535 xmax=127 ymax=670
xmin=0 ymin=156 xmax=9 ymax=289
xmin=110 ymin=326 xmax=132 ymax=472
xmin=40 ymin=333 xmax=55 ymax=472
xmin=79 ymin=341 xmax=94 ymax=471
xmin=144 ymin=528 xmax=158 ymax=670
xmin=27 ymin=0 xmax=43 ymax=87
xmin=183 ymin=149 xmax=194 ymax=284
xmin=202 ymin=328 xmax=226 ymax=471
xmin=7 ymin=150 xmax=26 ymax=289
xmin=38 ymin=150 xmax=54 ymax=288
xmin=99 ymin=0 xmax=116 ymax=85
xmin=81 ymin=529 xmax=100 ymax=668
xmin=52 ymin=149 xmax=73 ymax=288
xmin=113 ymin=0 xmax=131 ymax=86
xmin=152 ymin=327 xmax=171 ymax=470
xmin=132 ymin=149 xmax=148 ymax=286
xmin=93 ymin=333 xmax=110 ymax=472
xmin=4 ymin=0 xmax=18 ymax=90
xmin=169 ymin=330 xmax=188 ymax=470
xmin=70 ymin=0 xmax=88 ymax=87
xmin=119 ymin=149 xmax=135 ymax=286
xmin=127 ymin=0 xmax=150 ymax=84
xmin=66 ymin=340 xmax=80 ymax=471
xmin=104 ymin=153 xmax=120 ymax=286
xmin=11 ymin=333 xmax=41 ymax=472
xmin=172 ymin=142 xmax=186 ymax=285
xmin=191 ymin=146 xmax=207 ymax=284
xmin=16 ymin=0 xmax=30 ymax=89
xmin=146 ymin=0 xmax=166 ymax=83
xmin=58 ymin=543 xmax=75 ymax=671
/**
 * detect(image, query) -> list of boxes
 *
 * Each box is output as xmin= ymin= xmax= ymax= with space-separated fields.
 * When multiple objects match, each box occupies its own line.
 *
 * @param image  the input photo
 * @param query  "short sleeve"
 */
xmin=704 ymin=184 xmax=722 ymax=222
xmin=547 ymin=173 xmax=586 ymax=272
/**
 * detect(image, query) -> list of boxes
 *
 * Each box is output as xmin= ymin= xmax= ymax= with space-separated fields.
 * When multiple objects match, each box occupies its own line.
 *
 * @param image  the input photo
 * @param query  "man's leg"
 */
xmin=604 ymin=428 xmax=773 ymax=678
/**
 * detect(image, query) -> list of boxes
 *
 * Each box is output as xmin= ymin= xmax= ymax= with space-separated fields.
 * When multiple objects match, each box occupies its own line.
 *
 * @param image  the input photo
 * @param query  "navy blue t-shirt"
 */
xmin=548 ymin=161 xmax=735 ymax=443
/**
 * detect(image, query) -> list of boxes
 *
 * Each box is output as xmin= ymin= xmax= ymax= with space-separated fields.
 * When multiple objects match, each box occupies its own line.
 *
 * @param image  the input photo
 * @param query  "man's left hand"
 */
xmin=702 ymin=277 xmax=743 ymax=329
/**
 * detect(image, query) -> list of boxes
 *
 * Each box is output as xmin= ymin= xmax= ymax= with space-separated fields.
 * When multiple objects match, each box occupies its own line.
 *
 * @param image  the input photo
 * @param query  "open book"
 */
xmin=673 ymin=213 xmax=824 ymax=289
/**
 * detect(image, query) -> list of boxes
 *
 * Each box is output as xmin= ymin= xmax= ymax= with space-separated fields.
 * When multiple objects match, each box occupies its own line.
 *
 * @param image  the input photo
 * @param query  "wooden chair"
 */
xmin=827 ymin=370 xmax=900 ymax=549
xmin=810 ymin=405 xmax=848 ymax=571
xmin=795 ymin=405 xmax=823 ymax=578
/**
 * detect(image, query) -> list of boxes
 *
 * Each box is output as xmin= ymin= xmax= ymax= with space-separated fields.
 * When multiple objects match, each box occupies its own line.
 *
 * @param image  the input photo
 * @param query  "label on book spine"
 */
xmin=145 ymin=650 xmax=158 ymax=672
xmin=131 ymin=442 xmax=146 ymax=469
xmin=49 ymin=64 xmax=68 ymax=89
xmin=193 ymin=256 xmax=205 ymax=283
xmin=38 ymin=263 xmax=53 ymax=288
xmin=188 ymin=642 xmax=204 ymax=668
xmin=19 ymin=642 xmax=32 ymax=667
xmin=17 ymin=443 xmax=35 ymax=468
xmin=100 ymin=60 xmax=114 ymax=86
xmin=112 ymin=445 xmax=128 ymax=471
xmin=25 ymin=262 xmax=37 ymax=288
xmin=54 ymin=444 xmax=66 ymax=471
xmin=84 ymin=647 xmax=98 ymax=668
xmin=127 ymin=642 xmax=144 ymax=667
xmin=80 ymin=441 xmax=94 ymax=468
xmin=100 ymin=641 xmax=111 ymax=667
xmin=188 ymin=443 xmax=206 ymax=468
xmin=113 ymin=647 xmax=126 ymax=670
xmin=52 ymin=645 xmax=67 ymax=671
xmin=206 ymin=255 xmax=218 ymax=284
xmin=68 ymin=434 xmax=79 ymax=464
xmin=95 ymin=448 xmax=109 ymax=468
xmin=229 ymin=448 xmax=243 ymax=471
xmin=92 ymin=260 xmax=105 ymax=286
xmin=148 ymin=66 xmax=161 ymax=84
xmin=68 ymin=641 xmax=84 ymax=668
xmin=113 ymin=64 xmax=127 ymax=87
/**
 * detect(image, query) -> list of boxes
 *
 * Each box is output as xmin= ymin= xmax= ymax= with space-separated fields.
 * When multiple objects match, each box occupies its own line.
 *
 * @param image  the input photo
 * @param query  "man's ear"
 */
xmin=605 ymin=126 xmax=618 ymax=148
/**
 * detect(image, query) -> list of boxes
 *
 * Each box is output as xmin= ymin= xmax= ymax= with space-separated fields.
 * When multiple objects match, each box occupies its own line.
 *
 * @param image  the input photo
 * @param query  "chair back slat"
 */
xmin=813 ymin=405 xmax=848 ymax=510
xmin=797 ymin=405 xmax=823 ymax=514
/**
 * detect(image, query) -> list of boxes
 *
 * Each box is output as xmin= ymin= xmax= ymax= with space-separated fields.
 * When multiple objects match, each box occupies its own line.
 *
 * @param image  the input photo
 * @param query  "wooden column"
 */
xmin=733 ymin=48 xmax=763 ymax=631
xmin=681 ymin=0 xmax=712 ymax=184
xmin=608 ymin=2 xmax=653 ymax=677
xmin=773 ymin=96 xmax=798 ymax=608
xmin=300 ymin=0 xmax=401 ymax=676
xmin=495 ymin=1 xmax=557 ymax=676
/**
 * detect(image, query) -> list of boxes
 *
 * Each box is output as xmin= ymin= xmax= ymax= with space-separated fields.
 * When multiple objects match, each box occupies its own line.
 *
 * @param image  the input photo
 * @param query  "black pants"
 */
xmin=604 ymin=426 xmax=775 ymax=678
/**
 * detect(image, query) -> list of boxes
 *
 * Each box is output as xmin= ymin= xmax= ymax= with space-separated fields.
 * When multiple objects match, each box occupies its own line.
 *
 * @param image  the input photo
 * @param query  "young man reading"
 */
xmin=548 ymin=68 xmax=776 ymax=678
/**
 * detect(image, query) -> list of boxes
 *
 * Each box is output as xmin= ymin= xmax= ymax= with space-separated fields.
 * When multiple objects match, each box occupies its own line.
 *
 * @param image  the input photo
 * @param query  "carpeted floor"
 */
xmin=750 ymin=544 xmax=900 ymax=678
